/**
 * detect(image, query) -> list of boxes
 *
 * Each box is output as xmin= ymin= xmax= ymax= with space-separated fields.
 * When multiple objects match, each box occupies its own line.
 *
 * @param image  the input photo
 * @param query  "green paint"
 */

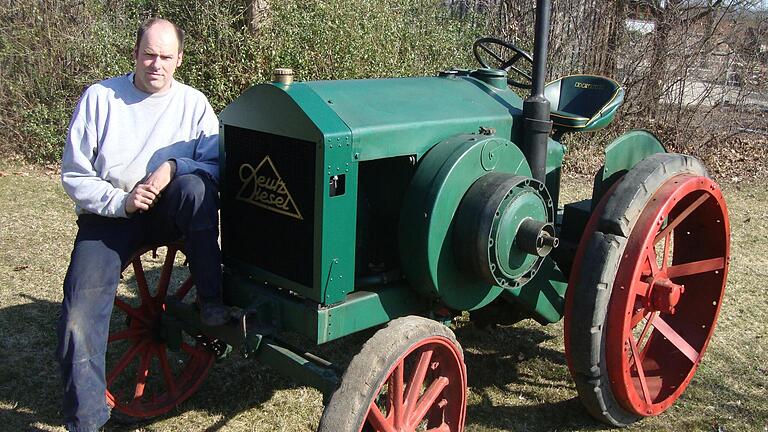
xmin=502 ymin=257 xmax=568 ymax=324
xmin=544 ymin=75 xmax=624 ymax=132
xmin=220 ymin=72 xmax=571 ymax=343
xmin=593 ymin=130 xmax=666 ymax=203
xmin=400 ymin=135 xmax=531 ymax=311
xmin=224 ymin=272 xmax=424 ymax=344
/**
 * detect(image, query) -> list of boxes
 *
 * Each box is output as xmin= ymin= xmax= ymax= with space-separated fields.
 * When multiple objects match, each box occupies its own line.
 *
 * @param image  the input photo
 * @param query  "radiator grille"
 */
xmin=222 ymin=126 xmax=316 ymax=287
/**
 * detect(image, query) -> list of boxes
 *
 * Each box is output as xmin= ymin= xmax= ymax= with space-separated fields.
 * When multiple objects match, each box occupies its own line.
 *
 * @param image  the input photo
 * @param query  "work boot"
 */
xmin=200 ymin=300 xmax=232 ymax=326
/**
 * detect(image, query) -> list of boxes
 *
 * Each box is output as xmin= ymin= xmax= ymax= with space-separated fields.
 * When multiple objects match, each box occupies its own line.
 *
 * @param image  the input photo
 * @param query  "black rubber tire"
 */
xmin=567 ymin=153 xmax=709 ymax=427
xmin=318 ymin=316 xmax=465 ymax=432
xmin=599 ymin=153 xmax=708 ymax=237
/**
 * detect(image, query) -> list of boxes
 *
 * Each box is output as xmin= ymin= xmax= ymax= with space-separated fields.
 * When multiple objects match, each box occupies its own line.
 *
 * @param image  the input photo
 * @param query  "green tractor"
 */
xmin=103 ymin=0 xmax=731 ymax=429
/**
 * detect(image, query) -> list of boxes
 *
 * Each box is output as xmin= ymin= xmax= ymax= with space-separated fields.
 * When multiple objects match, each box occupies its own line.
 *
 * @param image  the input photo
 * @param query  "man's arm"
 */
xmin=61 ymin=93 xmax=133 ymax=218
xmin=170 ymin=98 xmax=220 ymax=183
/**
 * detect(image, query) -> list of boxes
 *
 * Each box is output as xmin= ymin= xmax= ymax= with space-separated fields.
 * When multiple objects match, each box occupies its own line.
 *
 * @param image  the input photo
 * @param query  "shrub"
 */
xmin=0 ymin=0 xmax=488 ymax=163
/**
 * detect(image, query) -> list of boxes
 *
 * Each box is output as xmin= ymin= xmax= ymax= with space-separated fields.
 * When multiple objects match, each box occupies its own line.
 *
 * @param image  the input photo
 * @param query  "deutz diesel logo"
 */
xmin=235 ymin=156 xmax=304 ymax=220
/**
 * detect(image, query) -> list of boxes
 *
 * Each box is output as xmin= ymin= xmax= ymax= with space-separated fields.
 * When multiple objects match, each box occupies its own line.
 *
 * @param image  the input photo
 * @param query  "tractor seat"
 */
xmin=544 ymin=75 xmax=624 ymax=133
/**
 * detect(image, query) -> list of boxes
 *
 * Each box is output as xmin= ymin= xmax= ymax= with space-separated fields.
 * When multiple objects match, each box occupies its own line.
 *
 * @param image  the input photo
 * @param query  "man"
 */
xmin=57 ymin=17 xmax=230 ymax=432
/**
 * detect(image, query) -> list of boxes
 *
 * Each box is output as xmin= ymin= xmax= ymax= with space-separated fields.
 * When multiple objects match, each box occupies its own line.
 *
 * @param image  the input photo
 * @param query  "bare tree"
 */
xmin=247 ymin=0 xmax=270 ymax=33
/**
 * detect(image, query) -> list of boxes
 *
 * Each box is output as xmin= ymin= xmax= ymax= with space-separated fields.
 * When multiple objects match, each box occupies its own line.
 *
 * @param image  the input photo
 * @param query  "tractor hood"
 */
xmin=221 ymin=74 xmax=524 ymax=161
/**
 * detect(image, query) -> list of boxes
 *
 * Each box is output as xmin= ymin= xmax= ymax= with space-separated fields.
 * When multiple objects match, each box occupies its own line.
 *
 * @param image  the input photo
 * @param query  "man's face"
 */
xmin=132 ymin=22 xmax=182 ymax=94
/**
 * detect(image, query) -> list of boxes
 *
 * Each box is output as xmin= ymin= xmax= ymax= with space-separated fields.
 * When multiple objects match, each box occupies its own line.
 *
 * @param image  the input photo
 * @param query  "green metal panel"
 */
xmin=220 ymin=82 xmax=357 ymax=306
xmin=603 ymin=129 xmax=665 ymax=181
xmin=593 ymin=129 xmax=666 ymax=204
xmin=224 ymin=272 xmax=424 ymax=344
xmin=501 ymin=256 xmax=567 ymax=324
xmin=306 ymin=76 xmax=524 ymax=161
xmin=400 ymin=134 xmax=531 ymax=311
xmin=545 ymin=138 xmax=565 ymax=212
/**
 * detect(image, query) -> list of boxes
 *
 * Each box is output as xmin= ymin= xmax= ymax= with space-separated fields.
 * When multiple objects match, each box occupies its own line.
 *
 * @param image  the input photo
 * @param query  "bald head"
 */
xmin=132 ymin=18 xmax=185 ymax=94
xmin=135 ymin=18 xmax=185 ymax=54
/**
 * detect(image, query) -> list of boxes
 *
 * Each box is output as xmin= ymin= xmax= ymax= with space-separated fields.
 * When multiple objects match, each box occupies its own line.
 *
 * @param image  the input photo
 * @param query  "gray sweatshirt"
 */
xmin=61 ymin=73 xmax=219 ymax=218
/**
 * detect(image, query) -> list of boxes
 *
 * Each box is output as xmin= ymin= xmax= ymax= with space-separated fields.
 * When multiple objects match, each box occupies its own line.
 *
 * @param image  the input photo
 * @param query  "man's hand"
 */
xmin=126 ymin=184 xmax=160 ymax=214
xmin=144 ymin=160 xmax=176 ymax=193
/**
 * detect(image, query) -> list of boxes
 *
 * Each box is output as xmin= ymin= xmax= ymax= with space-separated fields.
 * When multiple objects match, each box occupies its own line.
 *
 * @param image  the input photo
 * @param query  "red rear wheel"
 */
xmin=564 ymin=153 xmax=730 ymax=426
xmin=106 ymin=244 xmax=215 ymax=418
xmin=319 ymin=316 xmax=467 ymax=432
xmin=606 ymin=175 xmax=729 ymax=415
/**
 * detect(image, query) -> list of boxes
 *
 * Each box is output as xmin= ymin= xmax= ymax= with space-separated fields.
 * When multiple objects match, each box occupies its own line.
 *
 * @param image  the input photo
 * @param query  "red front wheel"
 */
xmin=106 ymin=244 xmax=215 ymax=418
xmin=319 ymin=316 xmax=467 ymax=432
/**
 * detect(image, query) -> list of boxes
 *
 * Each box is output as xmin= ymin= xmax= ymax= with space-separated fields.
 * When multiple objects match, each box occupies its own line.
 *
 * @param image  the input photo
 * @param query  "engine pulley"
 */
xmin=454 ymin=173 xmax=555 ymax=289
xmin=400 ymin=134 xmax=546 ymax=311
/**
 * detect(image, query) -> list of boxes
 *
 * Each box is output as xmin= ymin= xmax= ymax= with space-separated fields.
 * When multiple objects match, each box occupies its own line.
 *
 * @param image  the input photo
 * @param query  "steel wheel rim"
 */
xmin=361 ymin=336 xmax=467 ymax=432
xmin=106 ymin=245 xmax=215 ymax=418
xmin=607 ymin=175 xmax=730 ymax=416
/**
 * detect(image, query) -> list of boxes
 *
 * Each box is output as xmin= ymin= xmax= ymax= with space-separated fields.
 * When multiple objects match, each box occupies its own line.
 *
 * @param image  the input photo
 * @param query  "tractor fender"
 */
xmin=591 ymin=129 xmax=666 ymax=205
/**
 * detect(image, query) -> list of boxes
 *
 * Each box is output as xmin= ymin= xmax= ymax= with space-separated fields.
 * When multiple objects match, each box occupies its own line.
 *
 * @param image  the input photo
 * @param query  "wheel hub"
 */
xmin=645 ymin=275 xmax=685 ymax=314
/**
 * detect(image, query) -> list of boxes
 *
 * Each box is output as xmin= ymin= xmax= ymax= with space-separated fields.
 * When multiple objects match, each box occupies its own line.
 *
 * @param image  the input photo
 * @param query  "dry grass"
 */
xmin=0 ymin=161 xmax=765 ymax=432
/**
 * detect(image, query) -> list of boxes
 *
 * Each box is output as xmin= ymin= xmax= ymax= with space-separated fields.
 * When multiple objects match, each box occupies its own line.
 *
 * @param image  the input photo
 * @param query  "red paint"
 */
xmin=360 ymin=336 xmax=467 ymax=432
xmin=105 ymin=245 xmax=215 ymax=418
xmin=606 ymin=175 xmax=730 ymax=416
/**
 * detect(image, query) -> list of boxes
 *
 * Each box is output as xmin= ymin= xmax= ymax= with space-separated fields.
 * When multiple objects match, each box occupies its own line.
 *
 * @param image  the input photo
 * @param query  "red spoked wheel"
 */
xmin=319 ymin=316 xmax=467 ymax=432
xmin=606 ymin=174 xmax=729 ymax=416
xmin=564 ymin=153 xmax=730 ymax=426
xmin=105 ymin=244 xmax=215 ymax=418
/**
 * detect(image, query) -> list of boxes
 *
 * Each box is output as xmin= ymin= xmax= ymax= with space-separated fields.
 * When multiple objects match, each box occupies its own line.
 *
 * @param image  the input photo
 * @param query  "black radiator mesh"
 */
xmin=221 ymin=125 xmax=316 ymax=287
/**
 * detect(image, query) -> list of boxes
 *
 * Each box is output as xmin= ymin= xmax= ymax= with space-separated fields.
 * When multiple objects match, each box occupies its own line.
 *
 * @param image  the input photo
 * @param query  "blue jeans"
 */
xmin=56 ymin=172 xmax=222 ymax=432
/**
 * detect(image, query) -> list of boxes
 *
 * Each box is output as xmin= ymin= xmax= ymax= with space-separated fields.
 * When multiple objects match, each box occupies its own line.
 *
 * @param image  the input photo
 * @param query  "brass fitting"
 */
xmin=273 ymin=68 xmax=294 ymax=85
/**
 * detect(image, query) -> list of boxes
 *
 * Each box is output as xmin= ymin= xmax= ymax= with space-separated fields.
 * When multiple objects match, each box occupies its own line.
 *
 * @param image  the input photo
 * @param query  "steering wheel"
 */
xmin=473 ymin=37 xmax=533 ymax=89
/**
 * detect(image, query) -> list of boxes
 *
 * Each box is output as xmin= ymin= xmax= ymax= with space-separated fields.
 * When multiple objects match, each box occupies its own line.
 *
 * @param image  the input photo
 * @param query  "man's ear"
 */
xmin=177 ymin=52 xmax=183 ymax=67
xmin=132 ymin=46 xmax=139 ymax=61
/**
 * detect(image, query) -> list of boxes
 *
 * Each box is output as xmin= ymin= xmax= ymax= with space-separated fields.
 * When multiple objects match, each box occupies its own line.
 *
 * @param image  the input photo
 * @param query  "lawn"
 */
xmin=0 ymin=160 xmax=765 ymax=432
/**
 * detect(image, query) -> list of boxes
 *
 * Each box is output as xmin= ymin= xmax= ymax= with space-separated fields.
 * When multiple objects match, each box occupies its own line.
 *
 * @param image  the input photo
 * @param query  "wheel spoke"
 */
xmin=661 ymin=233 xmax=671 ymax=271
xmin=158 ymin=348 xmax=178 ymax=396
xmin=108 ymin=327 xmax=147 ymax=343
xmin=107 ymin=339 xmax=148 ymax=386
xmin=510 ymin=65 xmax=532 ymax=80
xmin=114 ymin=298 xmax=149 ymax=326
xmin=630 ymin=309 xmax=649 ymax=328
xmin=646 ymin=248 xmax=661 ymax=276
xmin=500 ymin=53 xmax=522 ymax=70
xmin=405 ymin=349 xmax=434 ymax=412
xmin=409 ymin=377 xmax=449 ymax=429
xmin=155 ymin=247 xmax=177 ymax=303
xmin=391 ymin=362 xmax=405 ymax=427
xmin=651 ymin=316 xmax=700 ymax=363
xmin=367 ymin=402 xmax=396 ymax=432
xmin=628 ymin=335 xmax=653 ymax=405
xmin=132 ymin=259 xmax=154 ymax=313
xmin=133 ymin=345 xmax=153 ymax=400
xmin=636 ymin=312 xmax=658 ymax=358
xmin=667 ymin=257 xmax=726 ymax=279
xmin=653 ymin=193 xmax=710 ymax=245
xmin=174 ymin=277 xmax=194 ymax=301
